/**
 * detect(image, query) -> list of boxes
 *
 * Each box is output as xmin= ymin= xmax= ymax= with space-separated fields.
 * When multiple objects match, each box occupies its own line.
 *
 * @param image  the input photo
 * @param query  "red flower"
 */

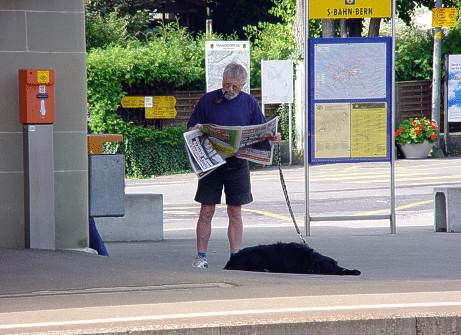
xmin=430 ymin=125 xmax=436 ymax=130
xmin=415 ymin=129 xmax=421 ymax=135
xmin=430 ymin=134 xmax=437 ymax=140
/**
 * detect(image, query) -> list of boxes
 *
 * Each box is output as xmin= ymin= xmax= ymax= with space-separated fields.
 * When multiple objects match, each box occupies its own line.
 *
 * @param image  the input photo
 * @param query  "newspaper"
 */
xmin=184 ymin=117 xmax=278 ymax=178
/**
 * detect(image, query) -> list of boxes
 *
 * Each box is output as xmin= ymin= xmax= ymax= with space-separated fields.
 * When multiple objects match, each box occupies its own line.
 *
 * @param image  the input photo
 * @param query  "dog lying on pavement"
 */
xmin=224 ymin=242 xmax=361 ymax=276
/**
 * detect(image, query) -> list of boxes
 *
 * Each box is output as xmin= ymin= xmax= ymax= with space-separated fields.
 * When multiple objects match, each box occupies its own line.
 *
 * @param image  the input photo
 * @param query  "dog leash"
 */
xmin=276 ymin=143 xmax=307 ymax=244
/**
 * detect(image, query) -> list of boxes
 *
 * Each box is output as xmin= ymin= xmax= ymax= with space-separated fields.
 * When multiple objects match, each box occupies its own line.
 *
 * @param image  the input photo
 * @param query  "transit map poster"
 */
xmin=308 ymin=37 xmax=392 ymax=164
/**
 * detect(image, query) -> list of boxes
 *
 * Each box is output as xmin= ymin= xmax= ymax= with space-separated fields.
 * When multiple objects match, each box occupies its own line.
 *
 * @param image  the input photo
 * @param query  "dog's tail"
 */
xmin=341 ymin=268 xmax=361 ymax=276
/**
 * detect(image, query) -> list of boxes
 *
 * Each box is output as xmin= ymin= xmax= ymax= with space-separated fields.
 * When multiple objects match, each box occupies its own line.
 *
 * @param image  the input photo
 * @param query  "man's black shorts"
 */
xmin=195 ymin=157 xmax=253 ymax=205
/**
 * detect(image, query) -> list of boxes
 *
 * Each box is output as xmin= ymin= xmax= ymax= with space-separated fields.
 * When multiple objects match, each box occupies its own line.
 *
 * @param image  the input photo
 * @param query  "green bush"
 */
xmin=395 ymin=24 xmax=461 ymax=82
xmin=106 ymin=127 xmax=190 ymax=178
xmin=87 ymin=23 xmax=214 ymax=177
xmin=276 ymin=104 xmax=296 ymax=147
xmin=85 ymin=10 xmax=131 ymax=50
xmin=395 ymin=28 xmax=433 ymax=81
xmin=443 ymin=26 xmax=461 ymax=59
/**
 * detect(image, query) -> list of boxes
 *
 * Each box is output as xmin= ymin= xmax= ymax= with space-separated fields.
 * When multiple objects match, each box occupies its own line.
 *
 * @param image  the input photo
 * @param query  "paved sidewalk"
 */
xmin=2 ymin=223 xmax=461 ymax=334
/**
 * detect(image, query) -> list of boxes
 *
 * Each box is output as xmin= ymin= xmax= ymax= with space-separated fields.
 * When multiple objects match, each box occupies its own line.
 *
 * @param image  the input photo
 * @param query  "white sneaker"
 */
xmin=192 ymin=256 xmax=208 ymax=269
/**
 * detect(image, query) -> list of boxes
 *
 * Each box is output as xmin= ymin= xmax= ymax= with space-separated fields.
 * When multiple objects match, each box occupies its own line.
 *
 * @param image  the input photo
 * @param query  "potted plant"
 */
xmin=395 ymin=117 xmax=438 ymax=159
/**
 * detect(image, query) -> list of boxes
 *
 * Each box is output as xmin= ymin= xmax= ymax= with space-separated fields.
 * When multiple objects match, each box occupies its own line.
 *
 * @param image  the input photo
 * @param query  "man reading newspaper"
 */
xmin=187 ymin=62 xmax=280 ymax=269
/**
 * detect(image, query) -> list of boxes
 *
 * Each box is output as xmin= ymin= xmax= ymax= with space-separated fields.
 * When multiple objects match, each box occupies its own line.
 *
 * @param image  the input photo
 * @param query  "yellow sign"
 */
xmin=351 ymin=103 xmax=387 ymax=158
xmin=37 ymin=70 xmax=50 ymax=84
xmin=309 ymin=0 xmax=391 ymax=19
xmin=314 ymin=103 xmax=351 ymax=158
xmin=432 ymin=8 xmax=458 ymax=28
xmin=145 ymin=96 xmax=177 ymax=119
xmin=121 ymin=96 xmax=177 ymax=119
xmin=121 ymin=96 xmax=145 ymax=108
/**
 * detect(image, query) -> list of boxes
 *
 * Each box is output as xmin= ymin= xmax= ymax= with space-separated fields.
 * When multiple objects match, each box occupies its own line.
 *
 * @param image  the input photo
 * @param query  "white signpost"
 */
xmin=261 ymin=60 xmax=294 ymax=164
xmin=205 ymin=41 xmax=250 ymax=93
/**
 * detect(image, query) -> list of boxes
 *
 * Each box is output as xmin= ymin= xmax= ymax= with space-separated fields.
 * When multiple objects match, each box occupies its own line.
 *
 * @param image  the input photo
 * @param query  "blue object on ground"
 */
xmin=89 ymin=217 xmax=109 ymax=256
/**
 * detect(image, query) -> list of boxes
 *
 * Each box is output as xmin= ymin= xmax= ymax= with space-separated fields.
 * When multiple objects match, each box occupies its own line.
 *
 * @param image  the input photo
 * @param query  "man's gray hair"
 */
xmin=223 ymin=62 xmax=247 ymax=84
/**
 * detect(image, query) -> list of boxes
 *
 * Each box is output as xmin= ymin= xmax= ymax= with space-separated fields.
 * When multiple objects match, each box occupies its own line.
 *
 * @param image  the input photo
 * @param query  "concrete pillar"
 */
xmin=0 ymin=0 xmax=88 ymax=249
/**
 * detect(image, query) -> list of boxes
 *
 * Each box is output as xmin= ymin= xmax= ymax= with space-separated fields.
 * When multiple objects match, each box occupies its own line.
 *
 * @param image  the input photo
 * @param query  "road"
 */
xmin=126 ymin=157 xmax=461 ymax=234
xmin=2 ymin=157 xmax=461 ymax=334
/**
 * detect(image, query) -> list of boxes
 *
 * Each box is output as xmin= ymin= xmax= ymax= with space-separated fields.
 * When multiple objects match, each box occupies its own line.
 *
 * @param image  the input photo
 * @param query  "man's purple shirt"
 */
xmin=187 ymin=89 xmax=266 ymax=128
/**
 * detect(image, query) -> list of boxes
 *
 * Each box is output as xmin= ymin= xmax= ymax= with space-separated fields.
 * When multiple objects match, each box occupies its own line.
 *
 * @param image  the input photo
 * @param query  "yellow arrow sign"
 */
xmin=432 ymin=8 xmax=458 ymax=28
xmin=121 ymin=96 xmax=145 ymax=108
xmin=145 ymin=96 xmax=177 ymax=119
xmin=309 ymin=0 xmax=391 ymax=19
xmin=121 ymin=96 xmax=177 ymax=119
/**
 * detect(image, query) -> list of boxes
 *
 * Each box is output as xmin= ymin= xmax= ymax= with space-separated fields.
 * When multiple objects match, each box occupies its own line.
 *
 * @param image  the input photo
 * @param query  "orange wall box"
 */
xmin=19 ymin=69 xmax=55 ymax=124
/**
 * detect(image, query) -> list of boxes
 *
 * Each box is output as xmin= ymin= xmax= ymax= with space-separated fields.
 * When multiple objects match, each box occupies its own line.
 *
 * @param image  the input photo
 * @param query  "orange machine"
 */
xmin=19 ymin=69 xmax=55 ymax=124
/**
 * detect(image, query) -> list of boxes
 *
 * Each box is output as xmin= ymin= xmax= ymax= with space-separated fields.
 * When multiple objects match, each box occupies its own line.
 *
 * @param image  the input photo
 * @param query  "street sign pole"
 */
xmin=432 ymin=0 xmax=444 ymax=156
xmin=304 ymin=0 xmax=311 ymax=236
xmin=390 ymin=0 xmax=397 ymax=234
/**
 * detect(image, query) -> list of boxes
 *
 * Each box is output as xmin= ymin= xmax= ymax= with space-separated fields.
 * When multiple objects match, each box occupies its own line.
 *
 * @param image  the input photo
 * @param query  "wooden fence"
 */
xmin=119 ymin=81 xmax=457 ymax=132
xmin=170 ymin=81 xmax=436 ymax=127
xmin=160 ymin=88 xmax=279 ymax=128
xmin=396 ymin=80 xmax=433 ymax=124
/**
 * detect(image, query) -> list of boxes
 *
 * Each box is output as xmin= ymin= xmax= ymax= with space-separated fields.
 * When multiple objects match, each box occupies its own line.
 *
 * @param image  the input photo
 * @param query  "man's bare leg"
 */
xmin=227 ymin=205 xmax=243 ymax=253
xmin=196 ymin=204 xmax=216 ymax=253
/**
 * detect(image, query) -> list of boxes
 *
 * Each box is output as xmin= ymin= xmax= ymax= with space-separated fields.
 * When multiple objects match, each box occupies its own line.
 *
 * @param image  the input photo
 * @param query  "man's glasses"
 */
xmin=223 ymin=82 xmax=243 ymax=91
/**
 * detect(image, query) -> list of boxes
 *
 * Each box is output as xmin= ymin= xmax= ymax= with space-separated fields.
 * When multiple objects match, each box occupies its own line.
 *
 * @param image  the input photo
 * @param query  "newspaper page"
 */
xmin=184 ymin=118 xmax=278 ymax=177
xmin=183 ymin=129 xmax=226 ymax=173
xmin=236 ymin=117 xmax=278 ymax=164
xmin=185 ymin=149 xmax=216 ymax=179
xmin=201 ymin=124 xmax=242 ymax=157
xmin=240 ymin=117 xmax=278 ymax=147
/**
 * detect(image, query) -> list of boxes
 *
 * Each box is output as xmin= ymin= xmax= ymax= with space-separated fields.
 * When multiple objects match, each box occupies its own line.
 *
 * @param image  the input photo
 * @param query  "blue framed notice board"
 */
xmin=308 ymin=37 xmax=392 ymax=164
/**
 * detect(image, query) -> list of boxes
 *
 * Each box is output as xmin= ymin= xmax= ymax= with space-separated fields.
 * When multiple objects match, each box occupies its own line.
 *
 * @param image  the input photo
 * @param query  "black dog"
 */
xmin=224 ymin=242 xmax=360 ymax=276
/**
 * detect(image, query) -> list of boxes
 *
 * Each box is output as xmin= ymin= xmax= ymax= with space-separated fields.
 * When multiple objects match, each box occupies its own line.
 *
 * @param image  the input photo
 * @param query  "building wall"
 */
xmin=0 ymin=0 xmax=88 ymax=249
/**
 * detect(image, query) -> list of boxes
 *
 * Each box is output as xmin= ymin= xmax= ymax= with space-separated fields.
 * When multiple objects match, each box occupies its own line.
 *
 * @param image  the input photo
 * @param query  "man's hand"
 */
xmin=260 ymin=132 xmax=282 ymax=143
xmin=189 ymin=123 xmax=203 ymax=131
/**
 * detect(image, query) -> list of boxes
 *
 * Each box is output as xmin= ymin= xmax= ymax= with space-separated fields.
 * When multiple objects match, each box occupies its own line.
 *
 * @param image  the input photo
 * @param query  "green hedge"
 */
xmin=105 ymin=127 xmax=190 ymax=177
xmin=87 ymin=24 xmax=213 ymax=178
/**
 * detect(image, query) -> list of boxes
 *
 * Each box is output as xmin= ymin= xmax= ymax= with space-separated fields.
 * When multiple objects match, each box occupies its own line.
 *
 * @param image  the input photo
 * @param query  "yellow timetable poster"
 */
xmin=351 ymin=102 xmax=387 ymax=157
xmin=314 ymin=103 xmax=351 ymax=158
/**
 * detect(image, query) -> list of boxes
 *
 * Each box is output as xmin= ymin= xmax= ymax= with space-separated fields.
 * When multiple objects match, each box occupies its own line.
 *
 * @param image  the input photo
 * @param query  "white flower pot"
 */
xmin=399 ymin=141 xmax=433 ymax=159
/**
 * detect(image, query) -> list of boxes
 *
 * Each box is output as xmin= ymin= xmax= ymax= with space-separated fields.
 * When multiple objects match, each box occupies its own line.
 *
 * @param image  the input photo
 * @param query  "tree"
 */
xmin=85 ymin=0 xmax=281 ymax=37
xmin=211 ymin=0 xmax=278 ymax=37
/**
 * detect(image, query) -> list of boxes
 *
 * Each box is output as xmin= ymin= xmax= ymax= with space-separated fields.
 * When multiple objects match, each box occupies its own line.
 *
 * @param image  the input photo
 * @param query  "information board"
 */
xmin=448 ymin=54 xmax=461 ymax=122
xmin=205 ymin=41 xmax=250 ymax=93
xmin=308 ymin=37 xmax=392 ymax=164
xmin=261 ymin=60 xmax=294 ymax=104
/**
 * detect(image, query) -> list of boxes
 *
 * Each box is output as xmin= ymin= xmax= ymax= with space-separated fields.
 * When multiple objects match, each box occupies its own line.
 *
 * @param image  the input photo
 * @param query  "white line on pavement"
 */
xmin=2 ymin=301 xmax=461 ymax=330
